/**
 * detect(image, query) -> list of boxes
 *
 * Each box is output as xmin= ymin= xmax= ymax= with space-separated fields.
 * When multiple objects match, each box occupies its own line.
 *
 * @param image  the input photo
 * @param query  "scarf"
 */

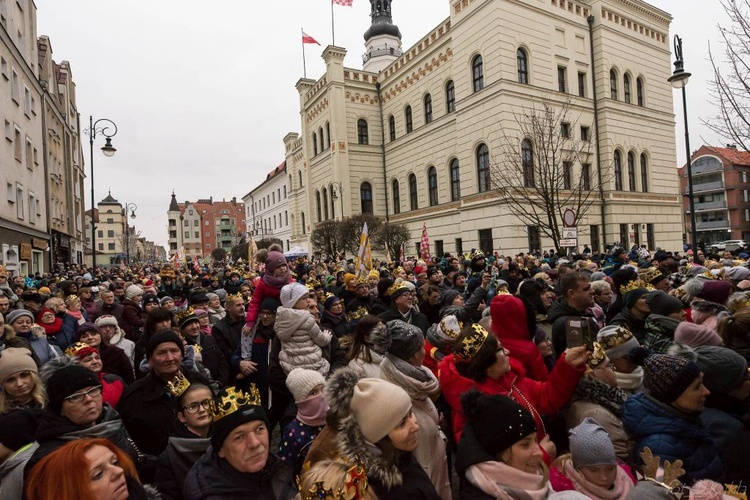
xmin=562 ymin=459 xmax=633 ymax=499
xmin=380 ymin=354 xmax=440 ymax=399
xmin=262 ymin=271 xmax=290 ymax=289
xmin=615 ymin=367 xmax=643 ymax=392
xmin=38 ymin=317 xmax=63 ymax=336
xmin=67 ymin=309 xmax=83 ymax=322
xmin=466 ymin=461 xmax=549 ymax=500
xmin=572 ymin=377 xmax=627 ymax=417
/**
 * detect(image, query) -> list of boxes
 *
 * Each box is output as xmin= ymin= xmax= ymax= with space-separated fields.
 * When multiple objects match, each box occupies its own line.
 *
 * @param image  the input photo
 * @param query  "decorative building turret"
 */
xmin=363 ymin=0 xmax=402 ymax=73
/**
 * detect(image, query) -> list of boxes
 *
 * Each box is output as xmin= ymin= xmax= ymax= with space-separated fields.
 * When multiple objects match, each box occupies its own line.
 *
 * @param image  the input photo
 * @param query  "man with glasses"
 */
xmin=23 ymin=364 xmax=140 ymax=477
xmin=378 ymin=282 xmax=430 ymax=334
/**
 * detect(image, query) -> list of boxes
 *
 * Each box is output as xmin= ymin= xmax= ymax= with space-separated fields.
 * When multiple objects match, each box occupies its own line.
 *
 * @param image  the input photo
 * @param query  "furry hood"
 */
xmin=39 ymin=354 xmax=79 ymax=385
xmin=325 ymin=368 xmax=404 ymax=489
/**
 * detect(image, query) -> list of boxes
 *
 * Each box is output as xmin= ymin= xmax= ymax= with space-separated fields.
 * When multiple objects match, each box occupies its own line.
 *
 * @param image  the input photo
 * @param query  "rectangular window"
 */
xmin=106 ymin=218 xmax=114 ymax=223
xmin=98 ymin=230 xmax=103 ymax=237
xmin=435 ymin=240 xmax=444 ymax=258
xmin=6 ymin=182 xmax=14 ymax=203
xmin=582 ymin=163 xmax=591 ymax=191
xmin=580 ymin=126 xmax=590 ymax=141
xmin=557 ymin=66 xmax=567 ymax=93
xmin=478 ymin=229 xmax=493 ymax=254
xmin=194 ymin=231 xmax=199 ymax=238
xmin=206 ymin=244 xmax=211 ymax=249
xmin=205 ymin=220 xmax=209 ymax=226
xmin=184 ymin=231 xmax=189 ymax=238
xmin=194 ymin=220 xmax=198 ymax=226
xmin=205 ymin=231 xmax=211 ymax=237
xmin=619 ymin=224 xmax=628 ymax=247
xmin=647 ymin=223 xmax=655 ymax=250
xmin=16 ymin=186 xmax=23 ymax=219
xmin=561 ymin=122 xmax=570 ymax=138
xmin=577 ymin=72 xmax=586 ymax=97
xmin=0 ymin=57 xmax=7 ymax=79
xmin=99 ymin=243 xmax=104 ymax=251
xmin=184 ymin=220 xmax=189 ymax=227
xmin=4 ymin=120 xmax=11 ymax=141
xmin=590 ymin=225 xmax=600 ymax=252
xmin=25 ymin=138 xmax=32 ymax=169
xmin=455 ymin=238 xmax=463 ymax=256
xmin=14 ymin=128 xmax=21 ymax=161
xmin=108 ymin=243 xmax=115 ymax=250
xmin=563 ymin=161 xmax=572 ymax=189
xmin=28 ymin=192 xmax=34 ymax=224
xmin=528 ymin=226 xmax=541 ymax=252
xmin=23 ymin=86 xmax=30 ymax=116
xmin=11 ymin=68 xmax=19 ymax=103
xmin=107 ymin=230 xmax=114 ymax=237
xmin=633 ymin=223 xmax=641 ymax=247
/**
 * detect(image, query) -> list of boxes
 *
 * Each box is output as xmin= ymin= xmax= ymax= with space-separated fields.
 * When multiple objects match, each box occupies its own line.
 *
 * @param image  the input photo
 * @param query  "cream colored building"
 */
xmin=242 ymin=161 xmax=293 ymax=252
xmin=283 ymin=0 xmax=682 ymax=257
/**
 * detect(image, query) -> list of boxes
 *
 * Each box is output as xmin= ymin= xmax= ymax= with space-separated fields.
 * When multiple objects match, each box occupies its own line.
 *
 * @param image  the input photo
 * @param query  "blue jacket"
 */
xmin=622 ymin=393 xmax=724 ymax=485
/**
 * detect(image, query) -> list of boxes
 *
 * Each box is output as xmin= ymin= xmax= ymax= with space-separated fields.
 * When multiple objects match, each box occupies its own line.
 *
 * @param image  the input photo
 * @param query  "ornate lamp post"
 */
xmin=84 ymin=117 xmax=118 ymax=268
xmin=123 ymin=202 xmax=137 ymax=265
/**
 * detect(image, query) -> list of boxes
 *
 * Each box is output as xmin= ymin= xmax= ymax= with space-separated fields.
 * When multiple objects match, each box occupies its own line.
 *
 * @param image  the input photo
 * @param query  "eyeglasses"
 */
xmin=182 ymin=399 xmax=212 ymax=414
xmin=64 ymin=385 xmax=103 ymax=404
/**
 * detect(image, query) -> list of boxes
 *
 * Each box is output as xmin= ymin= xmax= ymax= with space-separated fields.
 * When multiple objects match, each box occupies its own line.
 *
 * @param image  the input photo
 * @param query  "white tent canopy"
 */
xmin=284 ymin=246 xmax=308 ymax=258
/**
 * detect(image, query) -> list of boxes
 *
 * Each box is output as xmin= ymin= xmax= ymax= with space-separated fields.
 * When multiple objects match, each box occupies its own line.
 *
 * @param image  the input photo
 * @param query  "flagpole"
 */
xmin=331 ymin=0 xmax=335 ymax=46
xmin=301 ymin=27 xmax=307 ymax=78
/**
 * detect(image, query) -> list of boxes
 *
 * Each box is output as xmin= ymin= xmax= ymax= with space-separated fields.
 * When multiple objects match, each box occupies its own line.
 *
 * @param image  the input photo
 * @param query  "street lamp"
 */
xmin=123 ymin=202 xmax=137 ymax=265
xmin=667 ymin=35 xmax=697 ymax=253
xmin=84 ymin=117 xmax=118 ymax=269
xmin=331 ymin=182 xmax=344 ymax=220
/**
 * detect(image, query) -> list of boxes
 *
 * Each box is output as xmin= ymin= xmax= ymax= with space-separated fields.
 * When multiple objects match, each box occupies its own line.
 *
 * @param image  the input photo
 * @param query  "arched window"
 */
xmin=357 ymin=119 xmax=369 ymax=145
xmin=614 ymin=150 xmax=623 ymax=190
xmin=627 ymin=151 xmax=636 ymax=191
xmin=428 ymin=166 xmax=438 ymax=206
xmin=450 ymin=159 xmax=461 ymax=201
xmin=388 ymin=115 xmax=396 ymax=141
xmin=446 ymin=80 xmax=455 ymax=113
xmin=360 ymin=182 xmax=373 ymax=214
xmin=517 ymin=48 xmax=528 ymax=84
xmin=405 ymin=105 xmax=413 ymax=133
xmin=636 ymin=78 xmax=644 ymax=107
xmin=392 ymin=179 xmax=401 ymax=215
xmin=476 ymin=143 xmax=491 ymax=193
xmin=323 ymin=188 xmax=329 ymax=220
xmin=319 ymin=127 xmax=325 ymax=149
xmin=326 ymin=122 xmax=331 ymax=148
xmin=623 ymin=74 xmax=631 ymax=104
xmin=522 ymin=139 xmax=534 ymax=187
xmin=301 ymin=212 xmax=306 ymax=234
xmin=313 ymin=133 xmax=318 ymax=155
xmin=315 ymin=191 xmax=322 ymax=222
xmin=409 ymin=173 xmax=418 ymax=210
xmin=472 ymin=55 xmax=484 ymax=92
xmin=424 ymin=94 xmax=433 ymax=124
xmin=640 ymin=153 xmax=649 ymax=192
xmin=609 ymin=69 xmax=618 ymax=100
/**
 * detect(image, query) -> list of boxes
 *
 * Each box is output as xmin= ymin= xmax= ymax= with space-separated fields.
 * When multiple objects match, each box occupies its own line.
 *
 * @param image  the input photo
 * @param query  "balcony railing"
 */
xmin=686 ymin=200 xmax=727 ymax=213
xmin=696 ymin=220 xmax=730 ymax=230
xmin=362 ymin=46 xmax=403 ymax=64
xmin=689 ymin=162 xmax=724 ymax=176
xmin=686 ymin=181 xmax=724 ymax=193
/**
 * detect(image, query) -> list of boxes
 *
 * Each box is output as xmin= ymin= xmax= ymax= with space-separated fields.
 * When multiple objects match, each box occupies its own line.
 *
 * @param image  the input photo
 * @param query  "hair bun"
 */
xmin=628 ymin=346 xmax=650 ymax=367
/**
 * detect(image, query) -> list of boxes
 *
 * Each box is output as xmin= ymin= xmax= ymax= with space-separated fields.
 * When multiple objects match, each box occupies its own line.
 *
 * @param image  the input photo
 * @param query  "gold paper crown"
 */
xmin=227 ymin=291 xmax=244 ymax=302
xmin=355 ymin=276 xmax=368 ymax=286
xmin=586 ymin=342 xmax=607 ymax=370
xmin=455 ymin=323 xmax=489 ymax=361
xmin=346 ymin=306 xmax=369 ymax=322
xmin=166 ymin=371 xmax=191 ymax=397
xmin=639 ymin=268 xmax=665 ymax=285
xmin=598 ymin=325 xmax=635 ymax=351
xmin=306 ymin=279 xmax=321 ymax=290
xmin=727 ymin=291 xmax=750 ymax=314
xmin=300 ymin=458 xmax=369 ymax=500
xmin=210 ymin=385 xmax=262 ymax=422
xmin=438 ymin=316 xmax=463 ymax=339
xmin=619 ymin=279 xmax=653 ymax=295
xmin=385 ymin=281 xmax=409 ymax=297
xmin=176 ymin=307 xmax=196 ymax=324
xmin=393 ymin=267 xmax=404 ymax=275
xmin=65 ymin=294 xmax=80 ymax=303
xmin=65 ymin=342 xmax=95 ymax=357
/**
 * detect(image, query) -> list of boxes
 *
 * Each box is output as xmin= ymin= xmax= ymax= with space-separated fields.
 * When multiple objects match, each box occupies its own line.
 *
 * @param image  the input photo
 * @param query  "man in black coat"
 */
xmin=377 ymin=283 xmax=430 ymax=334
xmin=547 ymin=272 xmax=598 ymax=359
xmin=211 ymin=295 xmax=246 ymax=381
xmin=179 ymin=311 xmax=229 ymax=387
xmin=118 ymin=331 xmax=210 ymax=456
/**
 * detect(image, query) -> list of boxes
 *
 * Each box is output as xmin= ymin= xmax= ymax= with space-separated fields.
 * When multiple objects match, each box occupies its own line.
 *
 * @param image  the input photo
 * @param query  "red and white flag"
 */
xmin=332 ymin=0 xmax=353 ymax=6
xmin=420 ymin=222 xmax=431 ymax=261
xmin=302 ymin=31 xmax=321 ymax=45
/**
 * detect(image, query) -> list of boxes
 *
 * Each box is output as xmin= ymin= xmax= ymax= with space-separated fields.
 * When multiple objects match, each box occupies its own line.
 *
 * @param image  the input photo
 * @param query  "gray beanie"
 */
xmin=6 ymin=309 xmax=34 ymax=325
xmin=569 ymin=417 xmax=617 ymax=468
xmin=386 ymin=320 xmax=424 ymax=360
xmin=205 ymin=292 xmax=219 ymax=302
xmin=125 ymin=284 xmax=143 ymax=300
xmin=645 ymin=290 xmax=683 ymax=316
xmin=590 ymin=271 xmax=606 ymax=282
xmin=695 ymin=345 xmax=748 ymax=395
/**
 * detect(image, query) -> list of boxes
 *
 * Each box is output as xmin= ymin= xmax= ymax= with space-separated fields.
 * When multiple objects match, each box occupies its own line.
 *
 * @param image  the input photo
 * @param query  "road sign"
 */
xmin=563 ymin=208 xmax=576 ymax=227
xmin=562 ymin=227 xmax=578 ymax=239
xmin=559 ymin=238 xmax=577 ymax=247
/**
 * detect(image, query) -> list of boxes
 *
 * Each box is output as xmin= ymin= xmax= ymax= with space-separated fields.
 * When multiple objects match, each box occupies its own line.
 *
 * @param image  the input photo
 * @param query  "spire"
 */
xmin=363 ymin=0 xmax=402 ymax=72
xmin=169 ymin=191 xmax=180 ymax=212
xmin=364 ymin=0 xmax=401 ymax=42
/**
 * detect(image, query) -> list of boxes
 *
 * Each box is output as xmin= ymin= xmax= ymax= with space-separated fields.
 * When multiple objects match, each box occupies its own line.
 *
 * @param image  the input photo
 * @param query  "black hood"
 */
xmin=36 ymin=403 xmax=119 ymax=443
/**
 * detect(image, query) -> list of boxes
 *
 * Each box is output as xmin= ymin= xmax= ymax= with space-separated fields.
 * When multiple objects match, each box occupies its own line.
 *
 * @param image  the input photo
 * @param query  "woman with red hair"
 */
xmin=25 ymin=438 xmax=158 ymax=500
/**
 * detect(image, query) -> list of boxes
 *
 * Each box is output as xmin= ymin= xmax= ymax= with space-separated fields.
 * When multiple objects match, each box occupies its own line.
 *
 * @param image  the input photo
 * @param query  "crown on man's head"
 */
xmin=210 ymin=385 xmax=262 ymax=422
xmin=385 ymin=281 xmax=409 ymax=297
xmin=619 ymin=280 xmax=653 ymax=295
xmin=639 ymin=268 xmax=664 ymax=285
xmin=175 ymin=306 xmax=196 ymax=323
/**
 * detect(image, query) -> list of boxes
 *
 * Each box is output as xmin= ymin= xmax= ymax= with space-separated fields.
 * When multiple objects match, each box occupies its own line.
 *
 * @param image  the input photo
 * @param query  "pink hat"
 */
xmin=674 ymin=321 xmax=723 ymax=348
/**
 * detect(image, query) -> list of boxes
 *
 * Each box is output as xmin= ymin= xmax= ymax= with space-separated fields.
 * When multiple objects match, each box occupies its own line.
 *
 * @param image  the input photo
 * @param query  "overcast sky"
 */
xmin=35 ymin=0 xmax=729 ymax=248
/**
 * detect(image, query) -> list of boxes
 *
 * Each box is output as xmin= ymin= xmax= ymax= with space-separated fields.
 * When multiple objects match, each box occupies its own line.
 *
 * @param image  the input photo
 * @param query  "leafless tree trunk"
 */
xmin=706 ymin=0 xmax=750 ymax=152
xmin=489 ymin=102 xmax=607 ymax=254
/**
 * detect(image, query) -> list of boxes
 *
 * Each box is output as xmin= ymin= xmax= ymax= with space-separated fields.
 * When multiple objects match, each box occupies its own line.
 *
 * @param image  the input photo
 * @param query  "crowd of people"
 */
xmin=0 ymin=240 xmax=748 ymax=499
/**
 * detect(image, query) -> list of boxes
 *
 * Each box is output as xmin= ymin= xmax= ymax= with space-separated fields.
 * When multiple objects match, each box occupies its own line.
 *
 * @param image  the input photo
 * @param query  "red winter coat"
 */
xmin=490 ymin=293 xmax=549 ymax=382
xmin=244 ymin=276 xmax=292 ymax=330
xmin=99 ymin=372 xmax=126 ymax=408
xmin=438 ymin=353 xmax=583 ymax=443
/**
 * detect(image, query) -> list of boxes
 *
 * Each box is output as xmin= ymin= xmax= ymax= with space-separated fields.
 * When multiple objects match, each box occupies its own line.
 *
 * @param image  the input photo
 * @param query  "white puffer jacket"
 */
xmin=275 ymin=307 xmax=331 ymax=375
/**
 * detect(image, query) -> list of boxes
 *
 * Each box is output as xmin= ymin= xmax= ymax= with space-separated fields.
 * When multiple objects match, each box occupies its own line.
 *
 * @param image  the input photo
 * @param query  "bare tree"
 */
xmin=706 ymin=0 xmax=750 ymax=152
xmin=373 ymin=222 xmax=411 ymax=260
xmin=310 ymin=221 xmax=341 ymax=258
xmin=339 ymin=215 xmax=381 ymax=256
xmin=489 ymin=102 xmax=605 ymax=254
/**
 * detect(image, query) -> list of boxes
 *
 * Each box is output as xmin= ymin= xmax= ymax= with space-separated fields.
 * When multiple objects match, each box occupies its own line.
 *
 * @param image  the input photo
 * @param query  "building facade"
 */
xmin=678 ymin=145 xmax=750 ymax=245
xmin=242 ymin=162 xmax=293 ymax=252
xmin=279 ymin=0 xmax=682 ymax=257
xmin=167 ymin=194 xmax=246 ymax=258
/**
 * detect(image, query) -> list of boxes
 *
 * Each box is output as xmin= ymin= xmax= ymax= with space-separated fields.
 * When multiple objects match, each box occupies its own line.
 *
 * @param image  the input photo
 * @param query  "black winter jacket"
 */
xmin=185 ymin=332 xmax=228 ymax=386
xmin=154 ymin=422 xmax=211 ymax=500
xmin=547 ymin=298 xmax=598 ymax=359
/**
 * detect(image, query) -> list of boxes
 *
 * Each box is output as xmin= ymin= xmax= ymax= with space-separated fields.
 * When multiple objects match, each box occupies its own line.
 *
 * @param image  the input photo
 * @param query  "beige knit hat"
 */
xmin=286 ymin=368 xmax=326 ymax=403
xmin=349 ymin=378 xmax=412 ymax=443
xmin=0 ymin=347 xmax=37 ymax=383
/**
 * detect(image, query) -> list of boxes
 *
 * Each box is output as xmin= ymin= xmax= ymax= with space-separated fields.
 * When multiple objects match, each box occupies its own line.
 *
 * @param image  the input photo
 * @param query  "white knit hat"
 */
xmin=125 ymin=284 xmax=143 ymax=300
xmin=349 ymin=378 xmax=412 ymax=443
xmin=94 ymin=315 xmax=119 ymax=328
xmin=285 ymin=368 xmax=326 ymax=403
xmin=279 ymin=282 xmax=310 ymax=309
